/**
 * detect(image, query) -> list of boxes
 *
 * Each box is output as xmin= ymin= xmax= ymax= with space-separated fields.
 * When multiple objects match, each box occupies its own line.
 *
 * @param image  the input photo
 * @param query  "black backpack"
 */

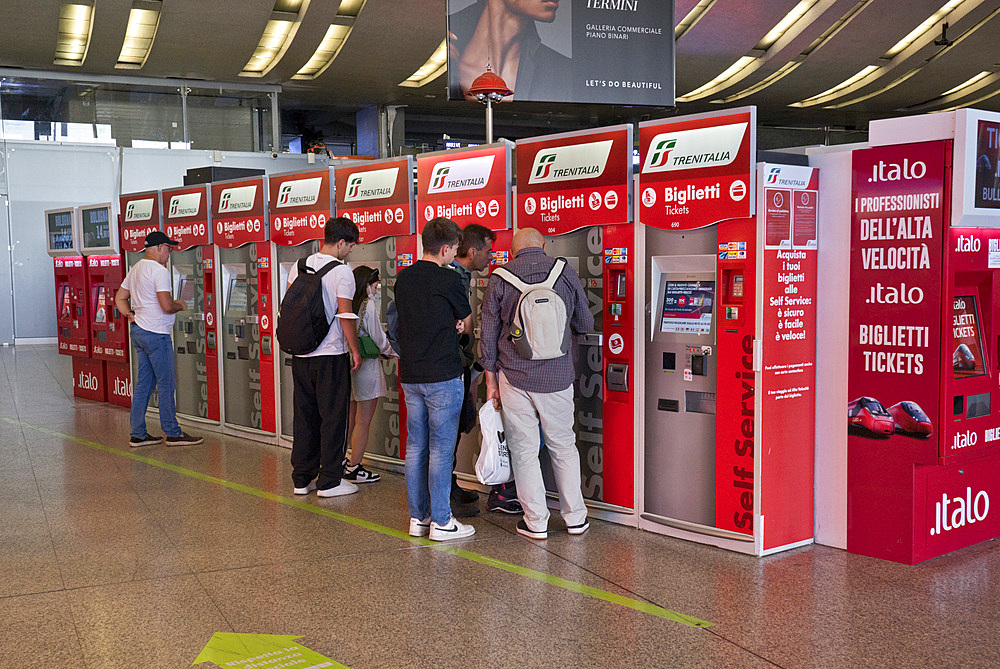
xmin=276 ymin=257 xmax=341 ymax=355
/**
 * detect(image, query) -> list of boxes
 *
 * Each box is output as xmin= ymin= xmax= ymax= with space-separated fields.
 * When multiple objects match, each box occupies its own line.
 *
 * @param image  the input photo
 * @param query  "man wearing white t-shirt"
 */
xmin=115 ymin=231 xmax=203 ymax=447
xmin=285 ymin=217 xmax=362 ymax=497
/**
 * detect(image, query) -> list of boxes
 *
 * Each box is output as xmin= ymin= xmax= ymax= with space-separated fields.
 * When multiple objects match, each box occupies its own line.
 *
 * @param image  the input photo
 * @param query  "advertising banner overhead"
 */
xmin=417 ymin=142 xmax=512 ymax=231
xmin=163 ymin=185 xmax=211 ymax=250
xmin=211 ymin=177 xmax=268 ymax=248
xmin=268 ymin=169 xmax=331 ymax=246
xmin=119 ymin=191 xmax=161 ymax=253
xmin=334 ymin=156 xmax=415 ymax=244
xmin=446 ymin=0 xmax=674 ymax=106
xmin=516 ymin=125 xmax=632 ymax=236
xmin=639 ymin=107 xmax=757 ymax=231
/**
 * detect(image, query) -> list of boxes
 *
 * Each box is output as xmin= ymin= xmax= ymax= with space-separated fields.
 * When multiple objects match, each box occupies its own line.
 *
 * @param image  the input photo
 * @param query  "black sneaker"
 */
xmin=165 ymin=432 xmax=203 ymax=446
xmin=129 ymin=434 xmax=163 ymax=448
xmin=451 ymin=484 xmax=479 ymax=505
xmin=343 ymin=463 xmax=381 ymax=483
xmin=486 ymin=488 xmax=524 ymax=514
xmin=516 ymin=519 xmax=547 ymax=540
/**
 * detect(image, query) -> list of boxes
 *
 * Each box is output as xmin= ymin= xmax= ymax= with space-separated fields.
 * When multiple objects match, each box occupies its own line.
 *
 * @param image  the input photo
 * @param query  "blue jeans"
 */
xmin=403 ymin=377 xmax=464 ymax=526
xmin=130 ymin=324 xmax=182 ymax=438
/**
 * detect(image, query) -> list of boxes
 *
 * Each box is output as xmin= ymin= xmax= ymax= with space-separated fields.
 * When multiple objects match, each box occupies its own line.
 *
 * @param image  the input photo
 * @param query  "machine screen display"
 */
xmin=93 ymin=286 xmax=107 ymax=323
xmin=953 ymin=295 xmax=986 ymax=379
xmin=227 ymin=277 xmax=248 ymax=314
xmin=81 ymin=206 xmax=111 ymax=248
xmin=660 ymin=281 xmax=715 ymax=335
xmin=58 ymin=286 xmax=71 ymax=319
xmin=48 ymin=211 xmax=74 ymax=250
xmin=176 ymin=277 xmax=196 ymax=303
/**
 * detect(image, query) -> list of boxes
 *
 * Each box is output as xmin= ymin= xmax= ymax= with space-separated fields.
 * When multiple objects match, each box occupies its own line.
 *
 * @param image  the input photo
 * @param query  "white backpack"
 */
xmin=492 ymin=258 xmax=569 ymax=360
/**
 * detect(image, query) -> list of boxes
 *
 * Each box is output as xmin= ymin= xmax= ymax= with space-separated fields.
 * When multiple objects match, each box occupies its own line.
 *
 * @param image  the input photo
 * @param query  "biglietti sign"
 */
xmin=268 ymin=170 xmax=330 ymax=246
xmin=417 ymin=143 xmax=511 ymax=231
xmin=163 ymin=185 xmax=211 ymax=249
xmin=211 ymin=177 xmax=267 ymax=248
xmin=119 ymin=191 xmax=161 ymax=253
xmin=335 ymin=157 xmax=414 ymax=244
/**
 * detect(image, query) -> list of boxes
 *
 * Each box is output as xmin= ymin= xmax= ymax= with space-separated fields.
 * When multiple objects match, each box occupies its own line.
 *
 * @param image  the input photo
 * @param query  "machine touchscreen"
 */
xmin=952 ymin=294 xmax=986 ymax=379
xmin=660 ymin=280 xmax=715 ymax=335
xmin=226 ymin=277 xmax=248 ymax=314
xmin=59 ymin=286 xmax=71 ymax=319
xmin=93 ymin=286 xmax=107 ymax=323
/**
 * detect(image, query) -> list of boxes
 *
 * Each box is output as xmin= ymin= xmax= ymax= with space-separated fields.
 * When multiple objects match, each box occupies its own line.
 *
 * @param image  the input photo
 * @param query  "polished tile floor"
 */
xmin=1 ymin=345 xmax=999 ymax=668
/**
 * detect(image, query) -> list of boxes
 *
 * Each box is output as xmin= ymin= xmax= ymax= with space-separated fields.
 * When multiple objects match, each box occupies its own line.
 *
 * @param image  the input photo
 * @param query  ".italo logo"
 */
xmin=218 ymin=185 xmax=256 ymax=212
xmin=930 ymin=486 xmax=989 ymax=536
xmin=78 ymin=371 xmax=99 ymax=391
xmin=124 ymin=198 xmax=154 ymax=222
xmin=168 ymin=192 xmax=202 ymax=218
xmin=527 ymin=140 xmax=613 ymax=185
xmin=868 ymin=158 xmax=926 ymax=183
xmin=344 ymin=167 xmax=399 ymax=202
xmin=275 ymin=177 xmax=322 ymax=208
xmin=427 ymin=155 xmax=495 ymax=194
xmin=642 ymin=122 xmax=748 ymax=173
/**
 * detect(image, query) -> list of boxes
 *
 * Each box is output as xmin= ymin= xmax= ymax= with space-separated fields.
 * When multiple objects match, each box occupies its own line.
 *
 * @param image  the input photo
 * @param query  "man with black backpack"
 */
xmin=481 ymin=227 xmax=594 ymax=540
xmin=280 ymin=217 xmax=362 ymax=498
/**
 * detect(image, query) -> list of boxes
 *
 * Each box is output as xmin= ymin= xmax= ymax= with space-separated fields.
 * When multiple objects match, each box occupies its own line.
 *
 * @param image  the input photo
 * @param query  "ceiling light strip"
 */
xmin=54 ymin=2 xmax=95 ymax=66
xmin=293 ymin=23 xmax=353 ymax=79
xmin=883 ymin=0 xmax=964 ymax=58
xmin=674 ymin=0 xmax=717 ymax=40
xmin=399 ymin=40 xmax=448 ymax=88
xmin=116 ymin=4 xmax=162 ymax=70
xmin=241 ymin=0 xmax=311 ymax=77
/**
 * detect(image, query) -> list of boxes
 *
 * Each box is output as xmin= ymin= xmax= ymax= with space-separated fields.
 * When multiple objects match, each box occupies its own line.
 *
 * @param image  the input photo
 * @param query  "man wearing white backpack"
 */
xmin=480 ymin=227 xmax=594 ymax=540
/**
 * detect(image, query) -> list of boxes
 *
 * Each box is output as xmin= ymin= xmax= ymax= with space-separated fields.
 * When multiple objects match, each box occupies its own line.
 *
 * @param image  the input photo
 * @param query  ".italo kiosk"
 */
xmin=335 ymin=156 xmax=417 ymax=468
xmin=514 ymin=125 xmax=637 ymax=522
xmin=269 ymin=168 xmax=332 ymax=447
xmin=162 ymin=183 xmax=222 ymax=428
xmin=212 ymin=174 xmax=278 ymax=440
xmin=415 ymin=143 xmax=512 ymax=481
xmin=839 ymin=109 xmax=1000 ymax=563
xmin=81 ymin=201 xmax=127 ymax=406
xmin=636 ymin=108 xmax=819 ymax=555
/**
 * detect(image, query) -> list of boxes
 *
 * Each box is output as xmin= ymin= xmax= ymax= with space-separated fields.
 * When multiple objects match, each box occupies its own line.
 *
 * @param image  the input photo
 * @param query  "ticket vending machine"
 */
xmin=335 ymin=156 xmax=418 ymax=466
xmin=514 ymin=126 xmax=636 ymax=521
xmin=46 ymin=207 xmax=90 ymax=358
xmin=212 ymin=175 xmax=277 ymax=439
xmin=842 ymin=109 xmax=1000 ymax=563
xmin=86 ymin=254 xmax=127 ymax=405
xmin=269 ymin=168 xmax=332 ymax=445
xmin=118 ymin=191 xmax=165 ymax=410
xmin=162 ymin=184 xmax=221 ymax=427
xmin=637 ymin=108 xmax=819 ymax=556
xmin=77 ymin=201 xmax=120 ymax=404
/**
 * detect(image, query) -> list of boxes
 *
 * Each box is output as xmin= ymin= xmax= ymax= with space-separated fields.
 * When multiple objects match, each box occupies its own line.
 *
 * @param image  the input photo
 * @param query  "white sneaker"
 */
xmin=317 ymin=480 xmax=359 ymax=497
xmin=293 ymin=480 xmax=317 ymax=495
xmin=429 ymin=517 xmax=476 ymax=541
xmin=408 ymin=517 xmax=431 ymax=537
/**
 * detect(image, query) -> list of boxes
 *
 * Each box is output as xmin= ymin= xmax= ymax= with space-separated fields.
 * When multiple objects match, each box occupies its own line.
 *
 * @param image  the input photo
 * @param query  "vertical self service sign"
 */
xmin=639 ymin=107 xmax=756 ymax=230
xmin=516 ymin=125 xmax=632 ymax=235
xmin=268 ymin=170 xmax=331 ymax=245
xmin=417 ymin=142 xmax=512 ymax=231
xmin=119 ymin=191 xmax=162 ymax=251
xmin=335 ymin=156 xmax=415 ymax=243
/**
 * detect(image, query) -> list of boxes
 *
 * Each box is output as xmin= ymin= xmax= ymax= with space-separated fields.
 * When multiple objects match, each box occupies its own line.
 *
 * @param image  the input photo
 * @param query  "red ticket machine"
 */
xmin=335 ymin=156 xmax=418 ymax=466
xmin=514 ymin=126 xmax=636 ymax=521
xmin=846 ymin=109 xmax=1000 ymax=563
xmin=46 ymin=207 xmax=90 ymax=358
xmin=86 ymin=254 xmax=127 ymax=403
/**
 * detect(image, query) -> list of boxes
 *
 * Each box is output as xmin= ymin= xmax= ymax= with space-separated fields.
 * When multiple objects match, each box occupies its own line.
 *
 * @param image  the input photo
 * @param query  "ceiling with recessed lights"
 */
xmin=0 ymin=0 xmax=998 ymax=143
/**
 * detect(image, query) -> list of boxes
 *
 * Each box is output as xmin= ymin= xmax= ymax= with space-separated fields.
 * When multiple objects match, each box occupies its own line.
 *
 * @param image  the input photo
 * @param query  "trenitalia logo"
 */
xmin=124 ymin=198 xmax=154 ymax=222
xmin=218 ymin=185 xmax=257 ymax=213
xmin=167 ymin=192 xmax=202 ymax=218
xmin=276 ymin=177 xmax=322 ymax=208
xmin=766 ymin=167 xmax=781 ymax=184
xmin=344 ymin=167 xmax=399 ymax=202
xmin=642 ymin=122 xmax=748 ymax=173
xmin=527 ymin=140 xmax=613 ymax=184
xmin=427 ymin=155 xmax=495 ymax=194
xmin=765 ymin=165 xmax=811 ymax=189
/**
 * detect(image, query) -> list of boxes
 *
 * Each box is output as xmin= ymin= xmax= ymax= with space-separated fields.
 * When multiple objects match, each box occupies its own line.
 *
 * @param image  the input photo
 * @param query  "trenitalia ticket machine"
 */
xmin=162 ymin=184 xmax=221 ymax=426
xmin=119 ymin=190 xmax=165 ymax=410
xmin=212 ymin=175 xmax=277 ymax=439
xmin=637 ymin=108 xmax=818 ymax=556
xmin=269 ymin=168 xmax=331 ymax=445
xmin=47 ymin=207 xmax=90 ymax=358
xmin=335 ymin=156 xmax=418 ymax=466
xmin=842 ymin=109 xmax=1000 ymax=563
xmin=514 ymin=126 xmax=637 ymax=520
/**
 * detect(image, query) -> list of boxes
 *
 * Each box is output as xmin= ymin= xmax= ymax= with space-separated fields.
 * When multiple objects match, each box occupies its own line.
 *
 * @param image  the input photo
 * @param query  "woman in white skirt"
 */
xmin=344 ymin=266 xmax=396 ymax=483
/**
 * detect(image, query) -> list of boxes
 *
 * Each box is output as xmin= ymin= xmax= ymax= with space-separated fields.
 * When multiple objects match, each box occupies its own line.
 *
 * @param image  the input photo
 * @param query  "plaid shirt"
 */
xmin=480 ymin=247 xmax=594 ymax=393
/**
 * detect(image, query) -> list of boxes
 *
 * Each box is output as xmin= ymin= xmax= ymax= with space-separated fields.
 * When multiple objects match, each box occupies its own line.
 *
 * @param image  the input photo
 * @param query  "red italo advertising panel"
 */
xmin=212 ymin=177 xmax=268 ymax=249
xmin=335 ymin=156 xmax=415 ymax=244
xmin=416 ymin=142 xmax=512 ymax=231
xmin=516 ymin=125 xmax=632 ymax=236
xmin=639 ymin=107 xmax=756 ymax=231
xmin=119 ymin=191 xmax=162 ymax=253
xmin=268 ymin=169 xmax=331 ymax=246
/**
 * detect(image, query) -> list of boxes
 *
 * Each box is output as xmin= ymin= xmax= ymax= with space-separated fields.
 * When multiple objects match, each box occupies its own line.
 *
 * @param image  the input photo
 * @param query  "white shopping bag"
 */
xmin=475 ymin=401 xmax=513 ymax=485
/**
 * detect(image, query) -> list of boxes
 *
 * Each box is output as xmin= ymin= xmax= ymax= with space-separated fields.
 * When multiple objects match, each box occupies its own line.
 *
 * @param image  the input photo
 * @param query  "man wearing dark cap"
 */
xmin=115 ymin=231 xmax=203 ymax=447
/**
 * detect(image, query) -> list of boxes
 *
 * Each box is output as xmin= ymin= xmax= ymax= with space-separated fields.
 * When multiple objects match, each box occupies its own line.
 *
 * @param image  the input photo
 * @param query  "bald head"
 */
xmin=512 ymin=227 xmax=545 ymax=255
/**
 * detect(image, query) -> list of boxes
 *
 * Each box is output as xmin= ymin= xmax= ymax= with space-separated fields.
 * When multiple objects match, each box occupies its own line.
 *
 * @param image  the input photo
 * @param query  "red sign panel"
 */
xmin=335 ymin=157 xmax=415 ymax=243
xmin=639 ymin=108 xmax=756 ymax=231
xmin=163 ymin=185 xmax=211 ymax=249
xmin=119 ymin=191 xmax=161 ymax=253
xmin=516 ymin=126 xmax=631 ymax=236
xmin=268 ymin=169 xmax=331 ymax=246
xmin=211 ymin=177 xmax=267 ymax=248
xmin=416 ymin=143 xmax=511 ymax=231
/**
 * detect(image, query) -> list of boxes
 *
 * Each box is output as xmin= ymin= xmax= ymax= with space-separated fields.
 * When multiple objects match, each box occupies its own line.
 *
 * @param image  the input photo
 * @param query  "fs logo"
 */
xmin=533 ymin=153 xmax=557 ymax=179
xmin=646 ymin=138 xmax=677 ymax=169
xmin=347 ymin=176 xmax=363 ymax=199
xmin=126 ymin=202 xmax=136 ymax=220
xmin=527 ymin=140 xmax=612 ymax=184
xmin=431 ymin=166 xmax=450 ymax=190
xmin=766 ymin=167 xmax=781 ymax=184
xmin=277 ymin=184 xmax=293 ymax=206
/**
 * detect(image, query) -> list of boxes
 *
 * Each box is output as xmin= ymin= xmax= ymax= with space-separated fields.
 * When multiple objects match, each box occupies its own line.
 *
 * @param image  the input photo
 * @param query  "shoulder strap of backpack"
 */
xmin=296 ymin=257 xmax=340 ymax=277
xmin=493 ymin=259 xmax=566 ymax=292
xmin=538 ymin=258 xmax=566 ymax=290
xmin=314 ymin=258 xmax=340 ymax=277
xmin=491 ymin=266 xmax=529 ymax=292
